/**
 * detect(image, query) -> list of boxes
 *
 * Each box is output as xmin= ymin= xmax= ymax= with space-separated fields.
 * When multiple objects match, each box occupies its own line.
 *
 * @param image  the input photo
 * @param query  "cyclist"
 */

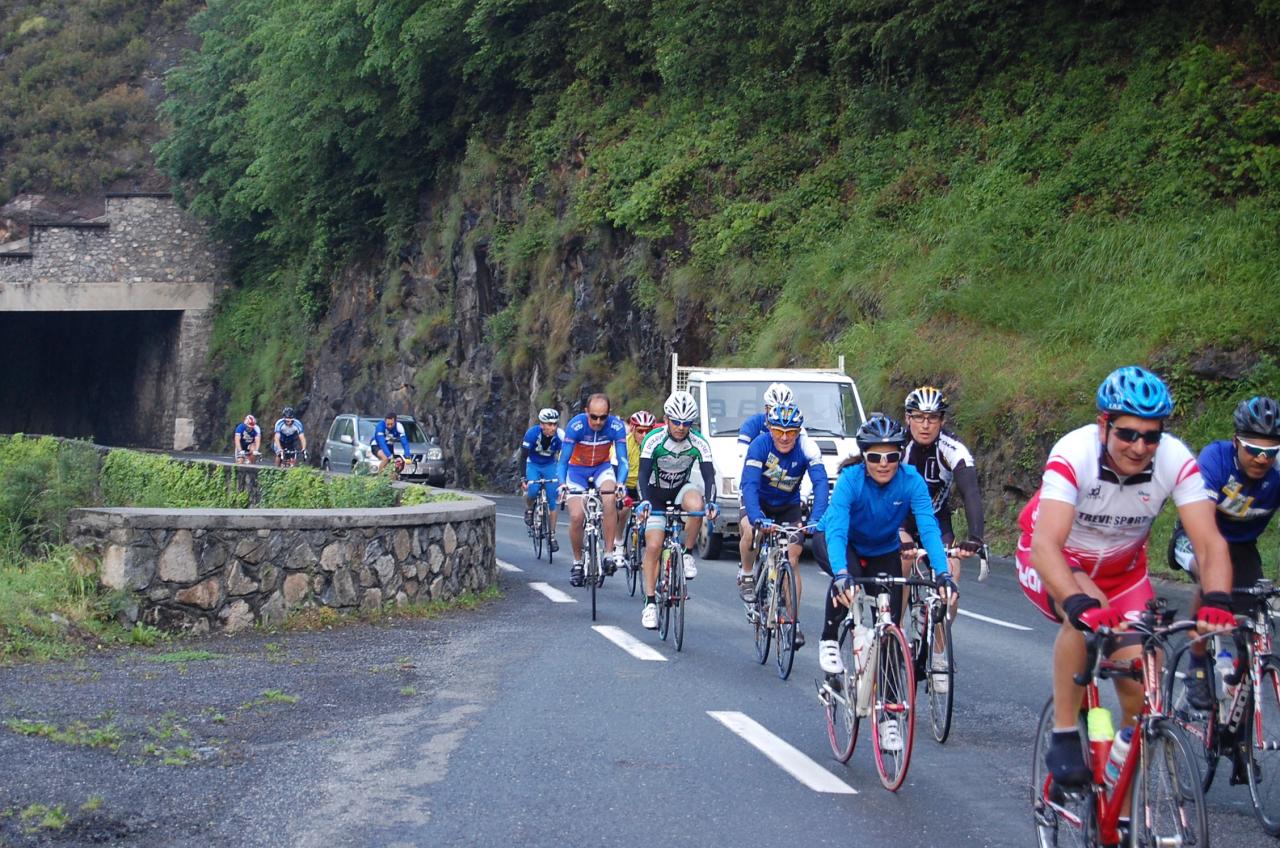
xmin=234 ymin=414 xmax=261 ymax=463
xmin=520 ymin=408 xmax=564 ymax=553
xmin=1169 ymin=394 xmax=1280 ymax=710
xmin=737 ymin=401 xmax=829 ymax=647
xmin=635 ymin=392 xmax=719 ymax=629
xmin=1017 ymin=365 xmax=1235 ymax=788
xmin=815 ymin=413 xmax=954 ymax=753
xmin=620 ymin=410 xmax=657 ymax=540
xmin=372 ymin=411 xmax=412 ymax=473
xmin=273 ymin=406 xmax=307 ymax=466
xmin=737 ymin=382 xmax=795 ymax=460
xmin=558 ymin=393 xmax=629 ymax=587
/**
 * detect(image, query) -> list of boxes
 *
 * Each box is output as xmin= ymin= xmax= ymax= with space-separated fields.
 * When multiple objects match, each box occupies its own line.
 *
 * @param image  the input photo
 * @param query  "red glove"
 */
xmin=1077 ymin=605 xmax=1129 ymax=632
xmin=1196 ymin=595 xmax=1236 ymax=630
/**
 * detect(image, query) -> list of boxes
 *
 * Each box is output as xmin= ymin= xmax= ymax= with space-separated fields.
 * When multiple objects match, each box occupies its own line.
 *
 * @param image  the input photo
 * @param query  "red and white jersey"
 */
xmin=1018 ymin=424 xmax=1209 ymax=580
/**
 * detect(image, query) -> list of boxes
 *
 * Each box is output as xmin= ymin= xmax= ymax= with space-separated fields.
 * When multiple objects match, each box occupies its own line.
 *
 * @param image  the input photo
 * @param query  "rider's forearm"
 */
xmin=953 ymin=462 xmax=985 ymax=539
xmin=637 ymin=457 xmax=654 ymax=503
xmin=1030 ymin=534 xmax=1081 ymax=604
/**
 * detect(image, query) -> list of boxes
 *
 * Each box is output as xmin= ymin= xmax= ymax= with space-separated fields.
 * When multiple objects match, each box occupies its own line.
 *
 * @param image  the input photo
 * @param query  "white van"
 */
xmin=670 ymin=354 xmax=868 ymax=558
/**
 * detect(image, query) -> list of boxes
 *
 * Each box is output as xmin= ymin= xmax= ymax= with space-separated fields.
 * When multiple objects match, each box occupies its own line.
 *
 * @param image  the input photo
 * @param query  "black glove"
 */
xmin=938 ymin=573 xmax=958 ymax=595
xmin=836 ymin=573 xmax=855 ymax=594
xmin=1061 ymin=593 xmax=1103 ymax=631
xmin=957 ymin=536 xmax=984 ymax=555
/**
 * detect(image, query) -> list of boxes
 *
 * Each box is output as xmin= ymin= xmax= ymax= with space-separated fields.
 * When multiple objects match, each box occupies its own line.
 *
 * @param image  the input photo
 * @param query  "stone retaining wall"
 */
xmin=68 ymin=498 xmax=496 ymax=635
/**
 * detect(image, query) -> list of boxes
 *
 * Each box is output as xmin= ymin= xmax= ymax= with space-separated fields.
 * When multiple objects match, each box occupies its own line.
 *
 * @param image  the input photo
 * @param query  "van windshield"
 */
xmin=705 ymin=381 xmax=860 ymax=438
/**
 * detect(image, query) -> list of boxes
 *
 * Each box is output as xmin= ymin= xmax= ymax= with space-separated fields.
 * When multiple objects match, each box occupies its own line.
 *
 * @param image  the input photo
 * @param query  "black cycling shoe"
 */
xmin=549 ymin=537 xmax=559 ymax=553
xmin=1230 ymin=749 xmax=1250 ymax=786
xmin=792 ymin=628 xmax=806 ymax=650
xmin=1185 ymin=666 xmax=1214 ymax=711
xmin=524 ymin=509 xmax=534 ymax=527
xmin=1046 ymin=731 xmax=1092 ymax=788
xmin=569 ymin=563 xmax=585 ymax=587
xmin=604 ymin=554 xmax=618 ymax=577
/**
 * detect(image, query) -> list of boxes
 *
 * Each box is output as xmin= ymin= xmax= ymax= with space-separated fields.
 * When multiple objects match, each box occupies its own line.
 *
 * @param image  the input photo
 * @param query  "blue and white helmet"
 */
xmin=855 ymin=414 xmax=907 ymax=450
xmin=537 ymin=408 xmax=560 ymax=424
xmin=1096 ymin=366 xmax=1173 ymax=419
xmin=763 ymin=382 xmax=794 ymax=409
xmin=766 ymin=401 xmax=804 ymax=430
xmin=1234 ymin=396 xmax=1280 ymax=438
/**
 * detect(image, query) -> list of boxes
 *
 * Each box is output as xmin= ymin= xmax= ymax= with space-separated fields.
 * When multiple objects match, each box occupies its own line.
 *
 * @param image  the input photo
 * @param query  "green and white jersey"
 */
xmin=640 ymin=426 xmax=713 ymax=490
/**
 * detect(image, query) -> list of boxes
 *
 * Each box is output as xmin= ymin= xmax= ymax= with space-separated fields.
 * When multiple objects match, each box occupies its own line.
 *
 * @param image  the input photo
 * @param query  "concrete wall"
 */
xmin=69 ymin=498 xmax=497 ymax=635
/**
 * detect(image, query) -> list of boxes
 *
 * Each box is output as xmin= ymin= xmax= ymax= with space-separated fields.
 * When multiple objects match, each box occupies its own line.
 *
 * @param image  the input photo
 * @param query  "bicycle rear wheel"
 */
xmin=1246 ymin=656 xmax=1280 ymax=835
xmin=1129 ymin=718 xmax=1208 ymax=848
xmin=625 ymin=521 xmax=640 ymax=596
xmin=1162 ymin=643 xmax=1218 ymax=792
xmin=673 ymin=549 xmax=686 ymax=652
xmin=588 ymin=535 xmax=599 ymax=621
xmin=824 ymin=622 xmax=860 ymax=763
xmin=753 ymin=569 xmax=772 ymax=664
xmin=774 ymin=559 xmax=797 ymax=680
xmin=658 ymin=548 xmax=671 ymax=641
xmin=871 ymin=624 xmax=915 ymax=791
xmin=1031 ymin=698 xmax=1093 ymax=848
xmin=926 ymin=609 xmax=954 ymax=744
xmin=532 ymin=502 xmax=545 ymax=560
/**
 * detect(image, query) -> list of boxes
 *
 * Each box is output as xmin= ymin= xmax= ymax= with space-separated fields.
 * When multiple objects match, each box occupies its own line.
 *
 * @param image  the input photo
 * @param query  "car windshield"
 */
xmin=357 ymin=420 xmax=376 ymax=443
xmin=705 ymin=381 xmax=860 ymax=437
xmin=402 ymin=420 xmax=428 ymax=443
xmin=357 ymin=418 xmax=427 ymax=443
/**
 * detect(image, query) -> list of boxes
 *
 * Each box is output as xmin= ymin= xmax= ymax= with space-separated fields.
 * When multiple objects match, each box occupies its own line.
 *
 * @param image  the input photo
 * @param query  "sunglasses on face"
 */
xmin=769 ymin=426 xmax=799 ymax=438
xmin=1110 ymin=425 xmax=1163 ymax=446
xmin=668 ymin=419 xmax=694 ymax=428
xmin=1238 ymin=437 xmax=1280 ymax=460
xmin=908 ymin=413 xmax=942 ymax=424
xmin=865 ymin=450 xmax=902 ymax=465
xmin=588 ymin=413 xmax=609 ymax=422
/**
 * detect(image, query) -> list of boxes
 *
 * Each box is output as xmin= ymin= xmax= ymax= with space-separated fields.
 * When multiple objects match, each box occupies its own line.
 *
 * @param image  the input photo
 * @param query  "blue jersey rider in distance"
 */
xmin=234 ymin=414 xmax=261 ymax=463
xmin=558 ymin=393 xmax=629 ymax=587
xmin=372 ymin=411 xmax=412 ymax=473
xmin=273 ymin=406 xmax=307 ymax=465
xmin=814 ymin=414 xmax=955 ymax=755
xmin=738 ymin=401 xmax=829 ymax=649
xmin=521 ymin=408 xmax=565 ymax=553
xmin=737 ymin=382 xmax=795 ymax=457
xmin=1169 ymin=394 xmax=1280 ymax=711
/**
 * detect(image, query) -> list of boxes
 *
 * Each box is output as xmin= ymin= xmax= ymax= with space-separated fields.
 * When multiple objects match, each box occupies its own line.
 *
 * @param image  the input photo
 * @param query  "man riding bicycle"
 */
xmin=234 ymin=414 xmax=261 ymax=463
xmin=273 ymin=406 xmax=307 ymax=466
xmin=1018 ymin=365 xmax=1235 ymax=787
xmin=737 ymin=401 xmax=829 ymax=648
xmin=521 ymin=408 xmax=564 ymax=553
xmin=372 ymin=411 xmax=412 ymax=473
xmin=619 ymin=410 xmax=657 ymax=540
xmin=635 ymin=392 xmax=718 ymax=629
xmin=1168 ymin=394 xmax=1280 ymax=710
xmin=558 ymin=393 xmax=629 ymax=588
xmin=737 ymin=382 xmax=795 ymax=463
xmin=815 ymin=413 xmax=954 ymax=753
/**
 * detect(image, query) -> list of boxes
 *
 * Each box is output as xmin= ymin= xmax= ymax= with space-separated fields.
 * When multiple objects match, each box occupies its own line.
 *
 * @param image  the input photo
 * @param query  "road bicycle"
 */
xmin=651 ymin=507 xmax=704 ymax=652
xmin=277 ymin=446 xmax=305 ymax=468
xmin=749 ymin=521 xmax=811 ymax=681
xmin=234 ymin=448 xmax=261 ymax=465
xmin=563 ymin=477 xmax=608 ymax=620
xmin=1031 ymin=599 xmax=1208 ymax=848
xmin=817 ymin=573 xmax=929 ymax=791
xmin=1164 ymin=578 xmax=1280 ymax=835
xmin=905 ymin=544 xmax=986 ymax=744
xmin=524 ymin=477 xmax=558 ymax=563
xmin=622 ymin=495 xmax=644 ymax=597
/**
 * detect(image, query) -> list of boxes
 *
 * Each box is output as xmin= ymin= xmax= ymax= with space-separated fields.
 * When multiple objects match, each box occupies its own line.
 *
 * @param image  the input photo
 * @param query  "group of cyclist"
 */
xmin=233 ymin=406 xmax=308 ymax=466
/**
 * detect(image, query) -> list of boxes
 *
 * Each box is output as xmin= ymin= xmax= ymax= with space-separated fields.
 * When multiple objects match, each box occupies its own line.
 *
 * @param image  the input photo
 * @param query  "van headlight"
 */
xmin=426 ymin=447 xmax=444 ymax=460
xmin=721 ymin=476 xmax=739 ymax=496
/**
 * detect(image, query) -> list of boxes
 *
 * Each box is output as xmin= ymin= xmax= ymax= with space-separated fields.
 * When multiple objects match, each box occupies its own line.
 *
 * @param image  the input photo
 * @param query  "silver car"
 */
xmin=321 ymin=414 xmax=447 ymax=485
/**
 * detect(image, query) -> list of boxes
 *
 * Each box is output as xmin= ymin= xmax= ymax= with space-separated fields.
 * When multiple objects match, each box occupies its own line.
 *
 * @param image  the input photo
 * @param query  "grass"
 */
xmin=146 ymin=650 xmax=221 ymax=664
xmin=3 ymin=718 xmax=123 ymax=752
xmin=239 ymin=689 xmax=299 ymax=710
xmin=280 ymin=584 xmax=501 ymax=631
xmin=18 ymin=803 xmax=68 ymax=833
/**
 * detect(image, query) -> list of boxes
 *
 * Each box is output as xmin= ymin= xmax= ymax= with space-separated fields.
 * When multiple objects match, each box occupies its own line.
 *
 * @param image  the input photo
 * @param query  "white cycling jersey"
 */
xmin=903 ymin=430 xmax=974 ymax=512
xmin=1018 ymin=424 xmax=1209 ymax=579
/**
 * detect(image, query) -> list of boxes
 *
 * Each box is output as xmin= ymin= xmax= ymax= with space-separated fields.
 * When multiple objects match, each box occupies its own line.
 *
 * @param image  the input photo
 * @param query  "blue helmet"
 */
xmin=1234 ymin=395 xmax=1280 ymax=438
xmin=766 ymin=401 xmax=804 ymax=430
xmin=855 ymin=414 xmax=908 ymax=450
xmin=1095 ymin=366 xmax=1173 ymax=419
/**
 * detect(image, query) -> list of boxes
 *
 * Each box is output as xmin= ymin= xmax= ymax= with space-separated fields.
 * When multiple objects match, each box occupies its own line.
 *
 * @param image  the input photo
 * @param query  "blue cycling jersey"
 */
xmin=1198 ymin=439 xmax=1280 ymax=543
xmin=740 ymin=431 xmax=829 ymax=525
xmin=373 ymin=420 xmax=411 ymax=456
xmin=818 ymin=462 xmax=948 ymax=577
xmin=274 ymin=418 xmax=305 ymax=436
xmin=235 ymin=423 xmax=260 ymax=442
xmin=521 ymin=425 xmax=563 ymax=464
xmin=558 ymin=413 xmax=628 ymax=486
xmin=737 ymin=413 xmax=767 ymax=447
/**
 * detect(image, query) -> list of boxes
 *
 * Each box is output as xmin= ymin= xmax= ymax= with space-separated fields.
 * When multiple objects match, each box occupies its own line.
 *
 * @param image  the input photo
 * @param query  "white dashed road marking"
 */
xmin=591 ymin=626 xmax=668 ymax=661
xmin=708 ymin=711 xmax=857 ymax=794
xmin=529 ymin=582 xmax=576 ymax=603
xmin=497 ymin=560 xmax=523 ymax=573
xmin=957 ymin=609 xmax=1033 ymax=631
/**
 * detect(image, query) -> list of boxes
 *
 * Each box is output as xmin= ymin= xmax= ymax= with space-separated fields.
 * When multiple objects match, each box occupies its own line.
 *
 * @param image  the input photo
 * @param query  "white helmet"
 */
xmin=763 ymin=382 xmax=794 ymax=408
xmin=537 ymin=408 xmax=560 ymax=424
xmin=663 ymin=391 xmax=698 ymax=422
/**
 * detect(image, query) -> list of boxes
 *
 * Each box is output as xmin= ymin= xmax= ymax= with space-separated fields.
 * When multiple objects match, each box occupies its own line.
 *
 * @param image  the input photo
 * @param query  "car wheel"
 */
xmin=697 ymin=523 xmax=724 ymax=560
xmin=321 ymin=458 xmax=330 ymax=471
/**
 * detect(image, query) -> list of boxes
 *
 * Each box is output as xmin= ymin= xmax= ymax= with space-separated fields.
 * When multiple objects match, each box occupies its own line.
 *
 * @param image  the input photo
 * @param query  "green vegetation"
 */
xmin=3 ymin=717 xmax=124 ymax=751
xmin=240 ymin=688 xmax=298 ymax=709
xmin=146 ymin=650 xmax=220 ymax=664
xmin=17 ymin=803 xmax=68 ymax=833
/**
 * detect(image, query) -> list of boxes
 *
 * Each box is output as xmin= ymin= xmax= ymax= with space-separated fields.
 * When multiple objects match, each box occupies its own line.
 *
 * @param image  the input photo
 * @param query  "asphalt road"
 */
xmin=0 ymin=490 xmax=1269 ymax=847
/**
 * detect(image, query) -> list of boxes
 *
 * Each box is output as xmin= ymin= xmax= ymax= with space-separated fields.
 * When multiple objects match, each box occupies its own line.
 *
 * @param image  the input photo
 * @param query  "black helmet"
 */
xmin=855 ymin=414 xmax=908 ymax=450
xmin=1234 ymin=395 xmax=1280 ymax=439
xmin=282 ymin=406 xmax=295 ymax=419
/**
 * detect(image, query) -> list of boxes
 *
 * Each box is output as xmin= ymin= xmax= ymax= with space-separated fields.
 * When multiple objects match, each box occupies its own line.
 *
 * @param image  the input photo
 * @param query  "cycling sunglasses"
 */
xmin=588 ymin=413 xmax=609 ymax=421
xmin=668 ymin=419 xmax=695 ymax=428
xmin=768 ymin=425 xmax=800 ymax=438
xmin=1237 ymin=437 xmax=1280 ymax=460
xmin=1110 ymin=425 xmax=1163 ymax=446
xmin=865 ymin=450 xmax=902 ymax=465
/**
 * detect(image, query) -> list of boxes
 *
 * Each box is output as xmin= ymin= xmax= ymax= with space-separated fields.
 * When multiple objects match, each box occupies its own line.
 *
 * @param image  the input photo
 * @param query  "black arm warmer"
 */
xmin=638 ymin=456 xmax=654 ymax=503
xmin=952 ymin=461 xmax=985 ymax=539
xmin=699 ymin=459 xmax=717 ymax=505
xmin=519 ymin=446 xmax=530 ymax=466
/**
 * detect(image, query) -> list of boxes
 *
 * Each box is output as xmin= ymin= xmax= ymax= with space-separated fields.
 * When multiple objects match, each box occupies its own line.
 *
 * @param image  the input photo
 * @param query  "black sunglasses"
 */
xmin=1111 ymin=425 xmax=1163 ymax=446
xmin=588 ymin=413 xmax=609 ymax=421
xmin=865 ymin=450 xmax=902 ymax=465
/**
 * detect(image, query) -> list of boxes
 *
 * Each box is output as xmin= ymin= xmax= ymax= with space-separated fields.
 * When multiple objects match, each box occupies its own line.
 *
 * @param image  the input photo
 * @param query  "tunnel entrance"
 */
xmin=0 ymin=311 xmax=181 ymax=447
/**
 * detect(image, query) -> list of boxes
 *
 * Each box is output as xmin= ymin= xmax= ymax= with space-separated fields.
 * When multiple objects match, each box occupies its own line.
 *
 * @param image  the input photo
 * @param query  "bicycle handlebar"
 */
xmin=647 ymin=508 xmax=706 ymax=518
xmin=1073 ymin=617 xmax=1199 ymax=686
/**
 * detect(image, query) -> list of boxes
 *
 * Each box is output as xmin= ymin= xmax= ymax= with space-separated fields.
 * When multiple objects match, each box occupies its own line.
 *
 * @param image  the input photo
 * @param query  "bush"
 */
xmin=0 ymin=436 xmax=100 ymax=562
xmin=100 ymin=450 xmax=247 ymax=509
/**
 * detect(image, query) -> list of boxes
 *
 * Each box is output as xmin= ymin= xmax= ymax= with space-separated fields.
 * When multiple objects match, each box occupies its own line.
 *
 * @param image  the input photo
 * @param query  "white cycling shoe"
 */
xmin=819 ymin=640 xmax=844 ymax=674
xmin=682 ymin=552 xmax=698 ymax=580
xmin=878 ymin=718 xmax=903 ymax=753
xmin=641 ymin=602 xmax=659 ymax=630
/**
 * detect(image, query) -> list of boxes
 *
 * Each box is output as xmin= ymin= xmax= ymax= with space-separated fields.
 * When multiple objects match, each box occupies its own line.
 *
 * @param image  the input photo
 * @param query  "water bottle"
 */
xmin=1103 ymin=726 xmax=1134 ymax=787
xmin=1086 ymin=707 xmax=1115 ymax=785
xmin=1215 ymin=648 xmax=1235 ymax=698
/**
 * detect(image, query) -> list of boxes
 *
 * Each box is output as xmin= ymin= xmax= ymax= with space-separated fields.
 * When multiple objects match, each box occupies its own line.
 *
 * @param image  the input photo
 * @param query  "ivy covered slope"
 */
xmin=160 ymin=2 xmax=1280 ymax=513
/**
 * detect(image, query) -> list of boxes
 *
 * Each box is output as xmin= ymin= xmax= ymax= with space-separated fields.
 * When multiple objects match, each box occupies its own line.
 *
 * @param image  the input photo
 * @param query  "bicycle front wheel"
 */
xmin=1031 ymin=698 xmax=1093 ymax=848
xmin=753 ymin=572 xmax=772 ymax=664
xmin=1129 ymin=718 xmax=1208 ymax=848
xmin=658 ymin=548 xmax=671 ymax=641
xmin=532 ymin=502 xmax=545 ymax=560
xmin=825 ymin=622 xmax=860 ymax=763
xmin=871 ymin=624 xmax=915 ymax=791
xmin=926 ymin=610 xmax=954 ymax=744
xmin=587 ymin=535 xmax=599 ymax=621
xmin=672 ymin=551 xmax=686 ymax=652
xmin=774 ymin=559 xmax=797 ymax=680
xmin=1162 ymin=642 xmax=1218 ymax=792
xmin=1246 ymin=656 xmax=1280 ymax=835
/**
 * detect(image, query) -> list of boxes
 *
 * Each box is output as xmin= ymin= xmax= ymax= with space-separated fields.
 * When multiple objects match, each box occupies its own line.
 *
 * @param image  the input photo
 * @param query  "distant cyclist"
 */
xmin=521 ymin=408 xmax=564 ymax=553
xmin=234 ymin=414 xmax=261 ymax=463
xmin=1170 ymin=395 xmax=1280 ymax=710
xmin=737 ymin=401 xmax=829 ymax=647
xmin=273 ymin=406 xmax=307 ymax=466
xmin=558 ymin=393 xmax=629 ymax=587
xmin=635 ymin=392 xmax=718 ymax=629
xmin=620 ymin=410 xmax=657 ymax=537
xmin=737 ymin=382 xmax=795 ymax=461
xmin=372 ymin=411 xmax=412 ymax=473
xmin=1018 ymin=366 xmax=1234 ymax=787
